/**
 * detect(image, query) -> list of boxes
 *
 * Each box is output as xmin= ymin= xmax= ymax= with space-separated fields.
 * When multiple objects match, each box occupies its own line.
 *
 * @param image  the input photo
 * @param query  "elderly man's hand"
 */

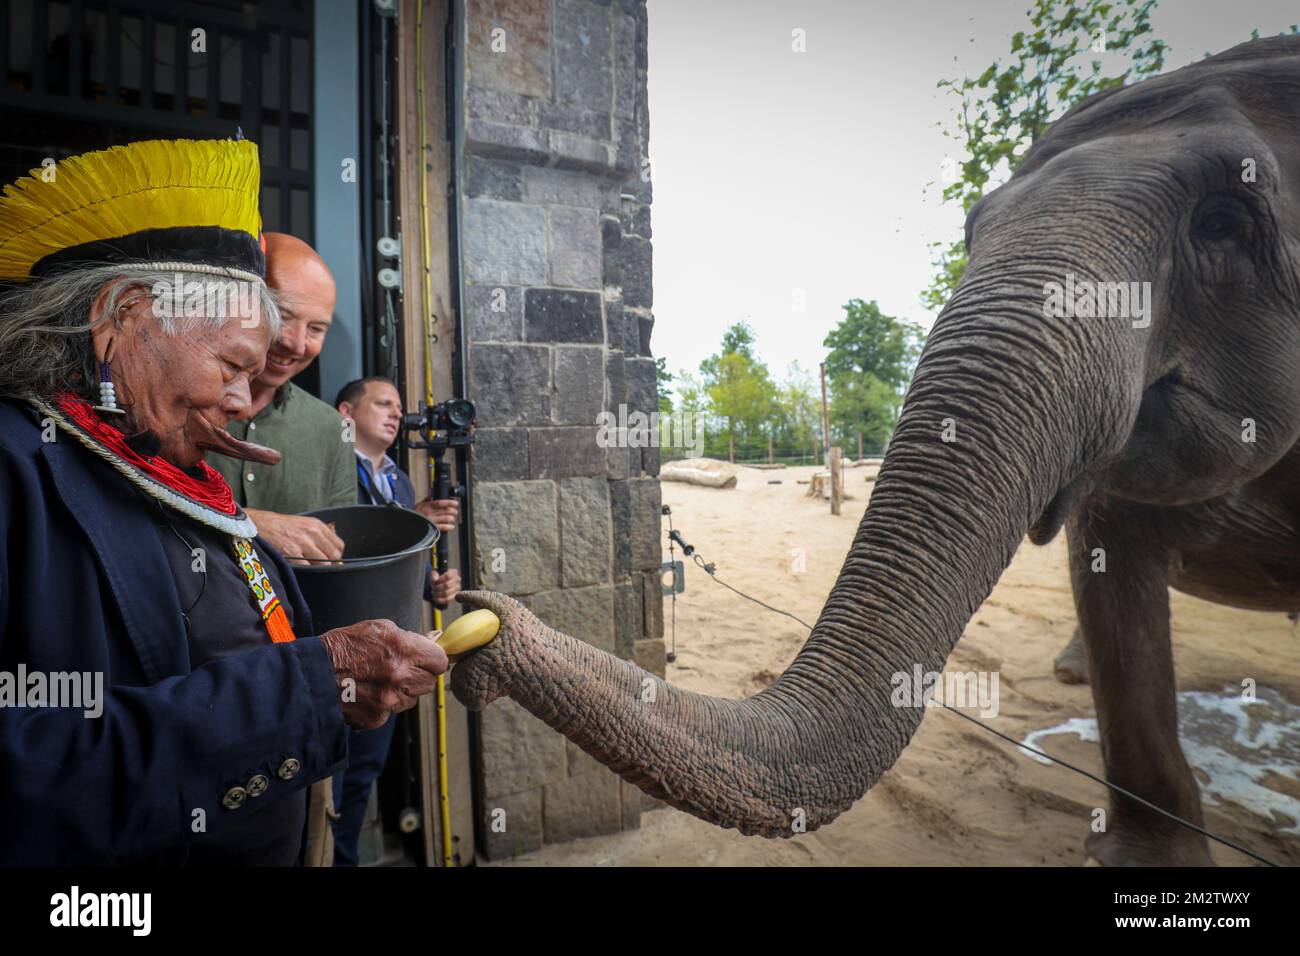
xmin=415 ymin=497 xmax=459 ymax=533
xmin=429 ymin=568 xmax=462 ymax=605
xmin=319 ymin=619 xmax=449 ymax=730
xmin=247 ymin=509 xmax=345 ymax=564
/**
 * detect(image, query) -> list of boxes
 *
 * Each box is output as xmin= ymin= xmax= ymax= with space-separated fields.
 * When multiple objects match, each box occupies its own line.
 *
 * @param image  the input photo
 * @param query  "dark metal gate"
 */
xmin=0 ymin=0 xmax=314 ymax=238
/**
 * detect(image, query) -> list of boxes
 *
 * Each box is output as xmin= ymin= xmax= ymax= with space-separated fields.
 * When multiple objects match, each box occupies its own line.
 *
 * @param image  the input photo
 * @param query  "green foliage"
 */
xmin=922 ymin=0 xmax=1168 ymax=311
xmin=823 ymin=299 xmax=925 ymax=450
xmin=655 ymin=356 xmax=673 ymax=413
xmin=697 ymin=322 xmax=777 ymax=459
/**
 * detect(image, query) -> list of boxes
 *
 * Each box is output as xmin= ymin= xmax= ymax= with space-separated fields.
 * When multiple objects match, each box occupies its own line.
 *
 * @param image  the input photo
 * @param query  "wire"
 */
xmin=690 ymin=551 xmax=814 ymax=632
xmin=674 ymin=519 xmax=1281 ymax=868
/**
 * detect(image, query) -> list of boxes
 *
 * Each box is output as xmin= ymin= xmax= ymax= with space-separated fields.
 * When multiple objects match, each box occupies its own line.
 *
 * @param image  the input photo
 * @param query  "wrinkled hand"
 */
xmin=415 ymin=497 xmax=459 ymax=533
xmin=319 ymin=619 xmax=448 ymax=730
xmin=429 ymin=567 xmax=462 ymax=605
xmin=247 ymin=509 xmax=345 ymax=564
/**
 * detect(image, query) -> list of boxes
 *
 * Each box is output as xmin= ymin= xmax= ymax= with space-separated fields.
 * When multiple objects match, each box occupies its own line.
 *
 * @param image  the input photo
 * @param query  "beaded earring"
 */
xmin=93 ymin=359 xmax=126 ymax=416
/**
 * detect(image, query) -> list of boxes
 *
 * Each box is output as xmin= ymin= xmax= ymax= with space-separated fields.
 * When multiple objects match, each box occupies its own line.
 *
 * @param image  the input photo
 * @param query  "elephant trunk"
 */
xmin=453 ymin=266 xmax=1140 ymax=836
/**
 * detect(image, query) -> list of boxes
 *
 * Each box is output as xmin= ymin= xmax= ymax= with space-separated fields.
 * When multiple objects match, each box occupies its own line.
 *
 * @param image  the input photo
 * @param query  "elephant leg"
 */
xmin=1067 ymin=505 xmax=1212 ymax=866
xmin=1053 ymin=626 xmax=1089 ymax=684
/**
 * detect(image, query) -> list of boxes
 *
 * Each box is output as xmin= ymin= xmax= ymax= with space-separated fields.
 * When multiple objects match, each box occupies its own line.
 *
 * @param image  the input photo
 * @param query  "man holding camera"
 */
xmin=333 ymin=375 xmax=461 ymax=865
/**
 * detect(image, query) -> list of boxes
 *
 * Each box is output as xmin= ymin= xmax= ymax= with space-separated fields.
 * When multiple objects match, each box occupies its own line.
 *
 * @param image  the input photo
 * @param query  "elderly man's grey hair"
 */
xmin=0 ymin=264 xmax=280 ymax=401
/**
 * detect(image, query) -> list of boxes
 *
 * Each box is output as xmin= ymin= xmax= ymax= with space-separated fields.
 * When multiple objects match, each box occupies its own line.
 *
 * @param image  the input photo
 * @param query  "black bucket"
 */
xmin=291 ymin=505 xmax=438 ymax=634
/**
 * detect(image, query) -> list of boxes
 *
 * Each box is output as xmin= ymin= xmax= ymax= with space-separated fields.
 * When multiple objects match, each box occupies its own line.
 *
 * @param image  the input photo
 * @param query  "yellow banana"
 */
xmin=436 ymin=608 xmax=501 ymax=660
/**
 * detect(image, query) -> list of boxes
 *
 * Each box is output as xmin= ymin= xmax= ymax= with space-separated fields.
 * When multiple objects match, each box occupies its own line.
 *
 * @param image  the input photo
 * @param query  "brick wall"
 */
xmin=459 ymin=0 xmax=664 ymax=858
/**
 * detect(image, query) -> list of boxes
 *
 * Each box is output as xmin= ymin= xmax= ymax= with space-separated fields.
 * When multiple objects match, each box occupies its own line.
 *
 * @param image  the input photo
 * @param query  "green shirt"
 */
xmin=209 ymin=381 xmax=357 ymax=515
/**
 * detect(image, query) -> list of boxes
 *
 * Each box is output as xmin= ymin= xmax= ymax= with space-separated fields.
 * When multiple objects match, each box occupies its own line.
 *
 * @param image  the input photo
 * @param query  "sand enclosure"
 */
xmin=496 ymin=464 xmax=1300 ymax=866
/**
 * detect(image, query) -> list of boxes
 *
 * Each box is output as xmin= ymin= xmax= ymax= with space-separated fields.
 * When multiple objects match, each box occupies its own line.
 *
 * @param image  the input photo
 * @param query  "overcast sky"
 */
xmin=644 ymin=0 xmax=1300 ymax=388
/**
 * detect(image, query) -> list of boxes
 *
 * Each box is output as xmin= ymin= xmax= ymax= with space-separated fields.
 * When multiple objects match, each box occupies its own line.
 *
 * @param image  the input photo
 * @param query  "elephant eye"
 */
xmin=1192 ymin=197 xmax=1251 ymax=242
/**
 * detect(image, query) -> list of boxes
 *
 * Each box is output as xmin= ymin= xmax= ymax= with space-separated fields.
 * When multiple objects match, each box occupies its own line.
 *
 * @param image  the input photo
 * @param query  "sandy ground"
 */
xmin=495 ymin=464 xmax=1300 ymax=867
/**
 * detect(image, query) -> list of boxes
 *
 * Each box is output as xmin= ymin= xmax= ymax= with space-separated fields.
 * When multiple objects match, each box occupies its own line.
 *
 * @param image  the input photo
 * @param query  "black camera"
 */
xmin=402 ymin=398 xmax=476 ymax=452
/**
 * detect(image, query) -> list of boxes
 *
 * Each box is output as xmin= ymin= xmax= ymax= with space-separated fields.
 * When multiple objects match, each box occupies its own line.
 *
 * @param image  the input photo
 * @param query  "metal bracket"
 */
xmin=377 ymin=235 xmax=402 ymax=290
xmin=661 ymin=559 xmax=685 ymax=596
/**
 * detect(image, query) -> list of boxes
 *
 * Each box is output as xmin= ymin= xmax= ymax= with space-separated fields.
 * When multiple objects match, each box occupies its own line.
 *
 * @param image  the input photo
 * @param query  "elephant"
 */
xmin=451 ymin=35 xmax=1300 ymax=866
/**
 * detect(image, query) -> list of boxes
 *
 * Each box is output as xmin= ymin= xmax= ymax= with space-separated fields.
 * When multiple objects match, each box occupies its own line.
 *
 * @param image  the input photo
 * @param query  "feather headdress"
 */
xmin=0 ymin=138 xmax=263 ymax=283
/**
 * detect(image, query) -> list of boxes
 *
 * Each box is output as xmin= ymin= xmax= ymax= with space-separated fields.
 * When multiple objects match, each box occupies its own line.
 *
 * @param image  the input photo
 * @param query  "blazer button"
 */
xmin=246 ymin=774 xmax=270 ymax=798
xmin=277 ymin=758 xmax=301 ymax=781
xmin=222 ymin=786 xmax=248 ymax=810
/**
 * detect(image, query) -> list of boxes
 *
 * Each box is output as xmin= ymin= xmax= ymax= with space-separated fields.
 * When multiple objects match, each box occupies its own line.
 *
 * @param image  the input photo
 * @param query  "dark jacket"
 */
xmin=0 ymin=399 xmax=350 ymax=865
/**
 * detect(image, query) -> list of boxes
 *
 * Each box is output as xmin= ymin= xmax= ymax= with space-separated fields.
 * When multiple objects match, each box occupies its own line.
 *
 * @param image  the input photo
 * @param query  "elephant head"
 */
xmin=452 ymin=36 xmax=1300 ymax=838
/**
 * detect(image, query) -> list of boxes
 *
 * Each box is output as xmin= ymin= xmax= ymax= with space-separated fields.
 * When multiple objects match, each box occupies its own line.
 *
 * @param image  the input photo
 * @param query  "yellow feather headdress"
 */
xmin=0 ymin=138 xmax=263 ymax=283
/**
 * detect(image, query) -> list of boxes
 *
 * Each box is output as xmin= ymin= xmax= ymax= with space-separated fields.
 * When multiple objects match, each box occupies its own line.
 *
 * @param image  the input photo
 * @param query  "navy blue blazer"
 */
xmin=0 ymin=399 xmax=350 ymax=865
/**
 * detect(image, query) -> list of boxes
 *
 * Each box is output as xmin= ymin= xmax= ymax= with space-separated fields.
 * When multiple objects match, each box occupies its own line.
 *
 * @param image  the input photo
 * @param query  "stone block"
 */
xmin=553 ymin=346 xmax=604 ymax=425
xmin=466 ymin=0 xmax=551 ymax=98
xmin=559 ymin=477 xmax=611 ymax=587
xmin=613 ymin=12 xmax=637 ymax=120
xmin=522 ymin=165 xmax=603 ymax=208
xmin=614 ymin=114 xmax=639 ymax=176
xmin=601 ymin=214 xmax=623 ymax=285
xmin=465 ymin=283 xmax=523 ymax=342
xmin=525 ymin=288 xmax=603 ymax=343
xmin=566 ymin=738 xmax=603 ymax=777
xmin=634 ymin=638 xmax=666 ymax=679
xmin=641 ymin=444 xmax=660 ymax=477
xmin=550 ymin=130 xmax=614 ymax=174
xmin=521 ymin=584 xmax=616 ymax=653
xmin=619 ymin=777 xmax=642 ymax=831
xmin=466 ymin=86 xmax=538 ymax=128
xmin=538 ymin=101 xmax=611 ymax=140
xmin=466 ymin=118 xmax=550 ymax=165
xmin=642 ymin=570 xmax=664 ymax=638
xmin=548 ymin=206 xmax=602 ymax=289
xmin=479 ymin=787 xmax=543 ymax=860
xmin=625 ymin=356 xmax=657 ymax=415
xmin=479 ymin=698 xmax=565 ymax=798
xmin=636 ymin=313 xmax=654 ymax=356
xmin=472 ymin=479 xmax=559 ymax=594
xmin=610 ymin=476 xmax=661 ymax=575
xmin=553 ymin=0 xmax=613 ymax=112
xmin=604 ymin=348 xmax=626 ymax=409
xmin=464 ymin=200 xmax=548 ymax=286
xmin=625 ymin=202 xmax=652 ymax=239
xmin=543 ymin=770 xmax=622 ymax=844
xmin=529 ymin=426 xmax=605 ymax=479
xmin=471 ymin=427 xmax=529 ymax=483
xmin=605 ymin=443 xmax=635 ymax=481
xmin=469 ymin=344 xmax=551 ymax=426
xmin=620 ymin=234 xmax=653 ymax=309
xmin=614 ymin=581 xmax=640 ymax=659
xmin=465 ymin=156 xmax=523 ymax=202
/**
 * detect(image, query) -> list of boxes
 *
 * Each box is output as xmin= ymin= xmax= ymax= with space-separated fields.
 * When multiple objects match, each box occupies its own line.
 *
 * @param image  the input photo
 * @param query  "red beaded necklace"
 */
xmin=55 ymin=392 xmax=238 ymax=516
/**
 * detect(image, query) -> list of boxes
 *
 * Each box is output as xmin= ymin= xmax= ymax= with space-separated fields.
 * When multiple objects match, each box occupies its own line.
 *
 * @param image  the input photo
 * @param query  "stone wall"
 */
xmin=459 ymin=0 xmax=664 ymax=859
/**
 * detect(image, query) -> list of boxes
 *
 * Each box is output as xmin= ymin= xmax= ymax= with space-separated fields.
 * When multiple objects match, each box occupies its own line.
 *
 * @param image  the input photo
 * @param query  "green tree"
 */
xmin=706 ymin=351 xmax=777 ymax=462
xmin=823 ymin=299 xmax=924 ymax=453
xmin=922 ymin=0 xmax=1168 ymax=311
xmin=655 ymin=356 xmax=673 ymax=413
xmin=698 ymin=322 xmax=777 ymax=461
xmin=771 ymin=362 xmax=822 ymax=463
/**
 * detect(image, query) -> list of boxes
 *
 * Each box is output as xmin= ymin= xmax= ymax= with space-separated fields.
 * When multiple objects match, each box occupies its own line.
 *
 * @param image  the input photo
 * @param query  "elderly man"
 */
xmin=0 ymin=138 xmax=447 ymax=865
xmin=207 ymin=232 xmax=353 ymax=562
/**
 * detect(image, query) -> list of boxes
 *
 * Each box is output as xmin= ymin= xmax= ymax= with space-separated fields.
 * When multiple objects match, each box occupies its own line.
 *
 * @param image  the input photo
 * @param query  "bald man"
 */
xmin=209 ymin=233 xmax=352 ymax=562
